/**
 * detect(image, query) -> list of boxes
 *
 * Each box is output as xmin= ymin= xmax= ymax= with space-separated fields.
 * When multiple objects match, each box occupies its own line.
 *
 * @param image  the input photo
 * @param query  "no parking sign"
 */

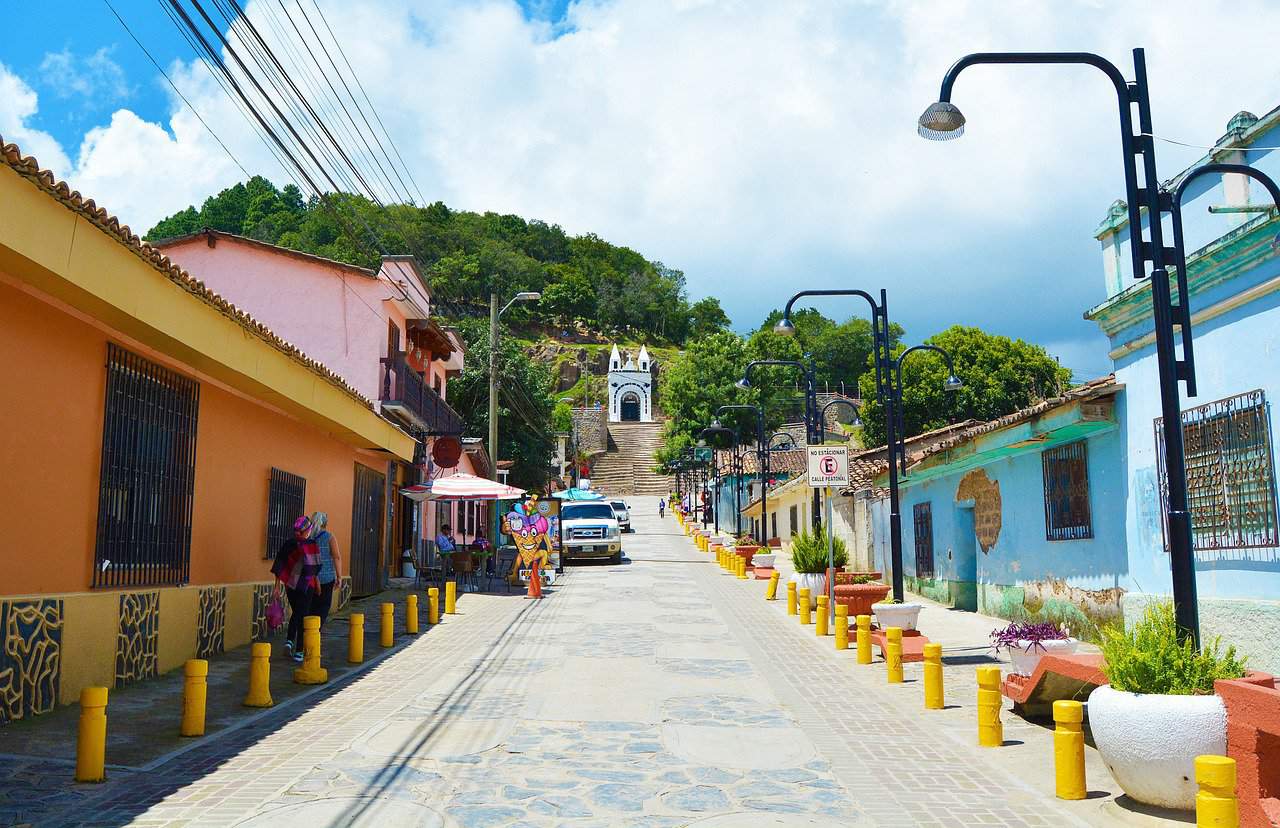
xmin=807 ymin=445 xmax=849 ymax=488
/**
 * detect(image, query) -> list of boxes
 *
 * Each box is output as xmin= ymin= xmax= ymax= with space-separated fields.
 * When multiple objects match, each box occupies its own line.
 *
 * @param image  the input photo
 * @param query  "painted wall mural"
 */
xmin=197 ymin=586 xmax=227 ymax=659
xmin=957 ymin=469 xmax=1003 ymax=553
xmin=0 ymin=599 xmax=63 ymax=724
xmin=115 ymin=591 xmax=159 ymax=687
xmin=338 ymin=577 xmax=352 ymax=611
xmin=251 ymin=583 xmax=290 ymax=643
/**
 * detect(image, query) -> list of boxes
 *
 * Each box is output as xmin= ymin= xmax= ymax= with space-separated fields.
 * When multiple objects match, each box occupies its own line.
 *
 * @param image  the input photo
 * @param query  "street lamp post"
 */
xmin=738 ymin=359 xmax=822 ymax=528
xmin=915 ymin=50 xmax=1280 ymax=644
xmin=702 ymin=419 xmax=747 ymax=536
xmin=488 ymin=290 xmax=541 ymax=481
xmin=717 ymin=404 xmax=768 ymax=545
xmin=774 ymin=289 xmax=960 ymax=602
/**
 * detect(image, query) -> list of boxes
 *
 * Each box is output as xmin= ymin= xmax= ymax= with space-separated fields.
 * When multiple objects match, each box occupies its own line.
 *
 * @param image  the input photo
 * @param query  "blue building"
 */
xmin=873 ymin=109 xmax=1280 ymax=673
xmin=1087 ymin=109 xmax=1280 ymax=669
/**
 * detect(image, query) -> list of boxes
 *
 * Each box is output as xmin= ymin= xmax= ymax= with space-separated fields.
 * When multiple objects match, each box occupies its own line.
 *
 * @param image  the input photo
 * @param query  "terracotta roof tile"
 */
xmin=1 ymin=137 xmax=377 ymax=412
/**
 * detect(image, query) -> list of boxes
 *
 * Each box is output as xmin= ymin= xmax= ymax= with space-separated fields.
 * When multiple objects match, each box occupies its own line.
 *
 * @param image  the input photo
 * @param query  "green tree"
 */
xmin=857 ymin=325 xmax=1072 ymax=446
xmin=657 ymin=331 xmax=750 ymax=464
xmin=688 ymin=296 xmax=731 ymax=338
xmin=447 ymin=318 xmax=556 ymax=489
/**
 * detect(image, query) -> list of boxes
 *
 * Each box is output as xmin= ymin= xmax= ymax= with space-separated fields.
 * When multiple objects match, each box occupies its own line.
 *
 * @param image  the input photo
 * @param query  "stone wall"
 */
xmin=571 ymin=406 xmax=609 ymax=457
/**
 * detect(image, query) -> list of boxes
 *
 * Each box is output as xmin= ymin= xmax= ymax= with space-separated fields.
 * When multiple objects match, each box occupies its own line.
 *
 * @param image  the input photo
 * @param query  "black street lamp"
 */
xmin=775 ymin=289 xmax=960 ymax=602
xmin=701 ymin=419 xmax=746 ymax=536
xmin=717 ymin=403 xmax=768 ymax=545
xmin=917 ymin=51 xmax=1280 ymax=644
xmin=739 ymin=359 xmax=822 ymax=527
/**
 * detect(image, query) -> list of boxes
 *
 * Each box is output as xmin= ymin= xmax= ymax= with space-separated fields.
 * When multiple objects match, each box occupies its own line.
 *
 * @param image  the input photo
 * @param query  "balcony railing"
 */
xmin=380 ymin=353 xmax=464 ymax=435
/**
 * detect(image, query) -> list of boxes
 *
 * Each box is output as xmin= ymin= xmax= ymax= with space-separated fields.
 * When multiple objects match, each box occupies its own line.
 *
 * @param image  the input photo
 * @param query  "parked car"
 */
xmin=610 ymin=500 xmax=632 ymax=532
xmin=560 ymin=501 xmax=623 ymax=564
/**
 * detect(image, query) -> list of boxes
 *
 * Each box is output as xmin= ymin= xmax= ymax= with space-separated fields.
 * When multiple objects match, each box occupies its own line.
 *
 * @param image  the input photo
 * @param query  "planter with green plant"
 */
xmin=832 ymin=572 xmax=890 ymax=618
xmin=871 ymin=595 xmax=923 ymax=630
xmin=787 ymin=529 xmax=848 ymax=608
xmin=1088 ymin=603 xmax=1247 ymax=810
xmin=733 ymin=532 xmax=762 ymax=567
xmin=990 ymin=621 xmax=1078 ymax=677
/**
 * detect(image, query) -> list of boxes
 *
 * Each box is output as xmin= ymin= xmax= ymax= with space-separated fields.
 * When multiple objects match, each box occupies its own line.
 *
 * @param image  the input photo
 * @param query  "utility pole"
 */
xmin=488 ymin=292 xmax=499 ymax=481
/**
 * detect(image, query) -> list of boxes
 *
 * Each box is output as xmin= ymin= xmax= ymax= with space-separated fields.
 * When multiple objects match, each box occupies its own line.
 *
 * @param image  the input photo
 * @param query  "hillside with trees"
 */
xmin=145 ymin=176 xmax=729 ymax=346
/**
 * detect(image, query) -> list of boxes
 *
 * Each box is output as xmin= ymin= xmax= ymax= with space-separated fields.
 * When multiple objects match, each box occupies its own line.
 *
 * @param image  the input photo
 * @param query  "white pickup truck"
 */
xmin=560 ymin=501 xmax=623 ymax=565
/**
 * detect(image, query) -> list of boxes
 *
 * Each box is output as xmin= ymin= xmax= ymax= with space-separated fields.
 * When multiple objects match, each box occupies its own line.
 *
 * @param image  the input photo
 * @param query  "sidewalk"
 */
xmin=707 ymin=530 xmax=1191 ymax=827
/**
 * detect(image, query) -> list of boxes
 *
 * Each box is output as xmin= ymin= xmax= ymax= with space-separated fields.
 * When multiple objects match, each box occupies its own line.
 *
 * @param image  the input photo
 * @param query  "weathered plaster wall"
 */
xmin=875 ymin=428 xmax=1128 ymax=639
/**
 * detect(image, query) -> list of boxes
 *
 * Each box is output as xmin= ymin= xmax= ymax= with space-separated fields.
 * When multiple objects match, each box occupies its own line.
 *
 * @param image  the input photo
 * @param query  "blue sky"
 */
xmin=4 ymin=1 xmax=1280 ymax=382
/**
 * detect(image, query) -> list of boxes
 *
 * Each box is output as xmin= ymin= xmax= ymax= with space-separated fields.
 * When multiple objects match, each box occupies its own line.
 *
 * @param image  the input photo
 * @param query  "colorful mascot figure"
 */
xmin=504 ymin=495 xmax=553 ymax=599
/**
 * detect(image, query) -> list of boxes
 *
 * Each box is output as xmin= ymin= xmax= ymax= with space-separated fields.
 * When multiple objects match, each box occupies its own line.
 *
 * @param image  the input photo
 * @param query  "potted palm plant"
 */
xmin=1088 ymin=603 xmax=1248 ymax=811
xmin=990 ymin=621 xmax=1078 ymax=677
xmin=787 ymin=529 xmax=848 ymax=608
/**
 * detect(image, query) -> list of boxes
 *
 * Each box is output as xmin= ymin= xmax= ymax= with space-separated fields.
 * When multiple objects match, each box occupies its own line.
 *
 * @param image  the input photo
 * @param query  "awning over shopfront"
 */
xmin=552 ymin=487 xmax=605 ymax=501
xmin=401 ymin=473 xmax=526 ymax=502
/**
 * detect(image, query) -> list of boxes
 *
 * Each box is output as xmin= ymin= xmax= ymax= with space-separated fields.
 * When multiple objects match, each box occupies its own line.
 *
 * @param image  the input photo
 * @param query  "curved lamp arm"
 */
xmin=1167 ymin=163 xmax=1280 ymax=397
xmin=817 ymin=397 xmax=861 ymax=443
xmin=891 ymin=344 xmax=962 ymax=473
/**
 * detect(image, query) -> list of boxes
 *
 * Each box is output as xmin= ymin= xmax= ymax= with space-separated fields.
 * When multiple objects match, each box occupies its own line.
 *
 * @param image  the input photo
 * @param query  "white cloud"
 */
xmin=0 ymin=61 xmax=72 ymax=177
xmin=8 ymin=0 xmax=1280 ymax=360
xmin=39 ymin=46 xmax=132 ymax=103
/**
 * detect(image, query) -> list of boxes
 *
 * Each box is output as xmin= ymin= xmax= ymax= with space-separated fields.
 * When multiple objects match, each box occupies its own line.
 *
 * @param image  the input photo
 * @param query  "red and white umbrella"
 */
xmin=400 ymin=472 xmax=526 ymax=502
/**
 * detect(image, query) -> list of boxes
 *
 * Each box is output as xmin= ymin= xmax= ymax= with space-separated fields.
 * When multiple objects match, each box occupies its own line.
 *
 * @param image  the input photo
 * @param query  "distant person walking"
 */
xmin=658 ymin=499 xmax=665 ymax=518
xmin=310 ymin=512 xmax=341 ymax=628
xmin=271 ymin=515 xmax=322 ymax=661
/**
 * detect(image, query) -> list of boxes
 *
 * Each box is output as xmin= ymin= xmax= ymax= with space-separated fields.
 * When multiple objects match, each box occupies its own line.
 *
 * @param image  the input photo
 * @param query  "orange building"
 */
xmin=0 ymin=138 xmax=415 ymax=723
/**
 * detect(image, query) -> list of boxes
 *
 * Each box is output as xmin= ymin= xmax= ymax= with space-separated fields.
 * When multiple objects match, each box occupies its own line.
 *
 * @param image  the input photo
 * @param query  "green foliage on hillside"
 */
xmin=146 ymin=176 xmax=703 ymax=344
xmin=445 ymin=318 xmax=555 ymax=489
xmin=857 ymin=325 xmax=1073 ymax=446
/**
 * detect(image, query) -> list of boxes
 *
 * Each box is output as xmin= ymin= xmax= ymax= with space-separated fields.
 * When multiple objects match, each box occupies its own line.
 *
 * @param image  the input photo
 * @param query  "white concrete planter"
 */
xmin=788 ymin=572 xmax=825 ymax=608
xmin=872 ymin=602 xmax=922 ymax=630
xmin=1006 ymin=638 xmax=1079 ymax=677
xmin=751 ymin=553 xmax=776 ymax=569
xmin=1087 ymin=685 xmax=1227 ymax=811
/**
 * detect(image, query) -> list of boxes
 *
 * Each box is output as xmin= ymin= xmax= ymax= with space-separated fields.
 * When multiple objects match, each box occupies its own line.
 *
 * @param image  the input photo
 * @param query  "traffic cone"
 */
xmin=526 ymin=558 xmax=544 ymax=599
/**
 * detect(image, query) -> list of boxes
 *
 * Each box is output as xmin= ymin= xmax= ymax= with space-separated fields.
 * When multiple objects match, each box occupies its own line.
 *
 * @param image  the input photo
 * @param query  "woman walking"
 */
xmin=271 ymin=515 xmax=322 ymax=662
xmin=310 ymin=512 xmax=342 ymax=627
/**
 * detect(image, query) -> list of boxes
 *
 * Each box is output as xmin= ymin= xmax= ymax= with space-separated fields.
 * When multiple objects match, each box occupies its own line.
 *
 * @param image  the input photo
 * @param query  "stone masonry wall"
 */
xmin=571 ymin=407 xmax=608 ymax=457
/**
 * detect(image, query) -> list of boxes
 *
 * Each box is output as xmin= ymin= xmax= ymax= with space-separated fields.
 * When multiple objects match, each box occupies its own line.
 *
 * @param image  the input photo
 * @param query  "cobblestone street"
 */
xmin=6 ymin=512 xmax=1158 ymax=827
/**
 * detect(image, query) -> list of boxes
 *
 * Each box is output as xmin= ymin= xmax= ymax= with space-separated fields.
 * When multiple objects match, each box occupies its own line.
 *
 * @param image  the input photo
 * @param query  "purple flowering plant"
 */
xmin=990 ymin=620 xmax=1070 ymax=654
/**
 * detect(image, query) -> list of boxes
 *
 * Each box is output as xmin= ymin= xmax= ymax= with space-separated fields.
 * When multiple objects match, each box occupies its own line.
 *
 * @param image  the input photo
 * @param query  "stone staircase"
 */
xmin=588 ymin=420 xmax=669 ymax=497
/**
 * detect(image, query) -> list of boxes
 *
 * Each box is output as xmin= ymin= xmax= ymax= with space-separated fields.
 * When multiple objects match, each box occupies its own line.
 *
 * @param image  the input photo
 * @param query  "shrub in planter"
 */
xmin=1088 ymin=603 xmax=1247 ymax=810
xmin=990 ymin=621 xmax=1078 ymax=677
xmin=833 ymin=572 xmax=890 ymax=617
xmin=733 ymin=532 xmax=761 ymax=565
xmin=787 ymin=528 xmax=847 ymax=608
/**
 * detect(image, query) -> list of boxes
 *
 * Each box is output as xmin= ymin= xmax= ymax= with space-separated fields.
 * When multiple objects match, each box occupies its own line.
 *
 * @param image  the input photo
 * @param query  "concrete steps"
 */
xmin=589 ymin=420 xmax=669 ymax=498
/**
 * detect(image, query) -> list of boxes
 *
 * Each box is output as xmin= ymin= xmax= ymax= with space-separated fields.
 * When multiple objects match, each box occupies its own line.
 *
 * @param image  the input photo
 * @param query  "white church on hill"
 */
xmin=607 ymin=344 xmax=653 ymax=422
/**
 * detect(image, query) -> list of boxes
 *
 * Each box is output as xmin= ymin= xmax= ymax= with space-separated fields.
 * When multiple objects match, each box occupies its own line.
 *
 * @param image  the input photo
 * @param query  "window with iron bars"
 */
xmin=1042 ymin=441 xmax=1093 ymax=541
xmin=94 ymin=344 xmax=200 ymax=588
xmin=266 ymin=468 xmax=306 ymax=559
xmin=1155 ymin=389 xmax=1280 ymax=557
xmin=913 ymin=502 xmax=934 ymax=578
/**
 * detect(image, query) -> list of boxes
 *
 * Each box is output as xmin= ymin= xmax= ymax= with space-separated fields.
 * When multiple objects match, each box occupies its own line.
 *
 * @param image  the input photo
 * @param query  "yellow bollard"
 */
xmin=293 ymin=616 xmax=329 ymax=684
xmin=348 ymin=613 xmax=365 ymax=664
xmin=243 ymin=643 xmax=274 ymax=707
xmin=798 ymin=588 xmax=811 ymax=625
xmin=856 ymin=614 xmax=872 ymax=664
xmin=180 ymin=658 xmax=208 ymax=737
xmin=924 ymin=643 xmax=943 ymax=709
xmin=75 ymin=686 xmax=108 ymax=783
xmin=1054 ymin=700 xmax=1086 ymax=800
xmin=406 ymin=594 xmax=419 ymax=635
xmin=445 ymin=580 xmax=457 ymax=615
xmin=1195 ymin=755 xmax=1237 ymax=827
xmin=766 ymin=571 xmax=780 ymax=601
xmin=380 ymin=602 xmax=395 ymax=648
xmin=786 ymin=581 xmax=797 ymax=615
xmin=886 ymin=627 xmax=903 ymax=683
xmin=816 ymin=594 xmax=829 ymax=636
xmin=428 ymin=588 xmax=440 ymax=625
xmin=736 ymin=556 xmax=747 ymax=580
xmin=835 ymin=604 xmax=849 ymax=650
xmin=977 ymin=666 xmax=1003 ymax=747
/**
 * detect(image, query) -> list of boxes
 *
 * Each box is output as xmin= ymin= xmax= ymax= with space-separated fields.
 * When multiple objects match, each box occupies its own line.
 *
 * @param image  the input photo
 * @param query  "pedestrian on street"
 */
xmin=271 ymin=514 xmax=322 ymax=662
xmin=310 ymin=511 xmax=341 ymax=628
xmin=658 ymin=499 xmax=665 ymax=517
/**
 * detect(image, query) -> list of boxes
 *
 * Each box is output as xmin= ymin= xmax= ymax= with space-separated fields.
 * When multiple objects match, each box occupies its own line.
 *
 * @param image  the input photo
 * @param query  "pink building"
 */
xmin=157 ymin=229 xmax=480 ymax=591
